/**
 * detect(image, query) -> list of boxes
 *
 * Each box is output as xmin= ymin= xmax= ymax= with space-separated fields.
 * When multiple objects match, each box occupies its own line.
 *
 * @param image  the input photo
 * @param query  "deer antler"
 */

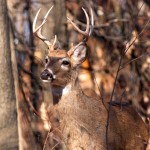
xmin=33 ymin=6 xmax=57 ymax=50
xmin=67 ymin=8 xmax=94 ymax=56
xmin=67 ymin=8 xmax=94 ymax=42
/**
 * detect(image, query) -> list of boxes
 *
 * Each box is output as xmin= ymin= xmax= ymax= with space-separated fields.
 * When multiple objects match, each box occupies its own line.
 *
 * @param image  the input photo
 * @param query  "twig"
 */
xmin=26 ymin=97 xmax=42 ymax=118
xmin=135 ymin=2 xmax=145 ymax=21
xmin=124 ymin=18 xmax=150 ymax=54
xmin=93 ymin=74 xmax=108 ymax=111
xmin=51 ymin=142 xmax=60 ymax=150
xmin=120 ymin=52 xmax=149 ymax=70
xmin=118 ymin=89 xmax=127 ymax=111
xmin=76 ymin=18 xmax=129 ymax=29
xmin=43 ymin=128 xmax=51 ymax=150
xmin=106 ymin=54 xmax=123 ymax=150
xmin=19 ymin=75 xmax=43 ymax=119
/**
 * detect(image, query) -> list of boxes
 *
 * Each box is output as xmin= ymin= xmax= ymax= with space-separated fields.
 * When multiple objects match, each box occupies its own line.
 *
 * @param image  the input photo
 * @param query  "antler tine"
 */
xmin=67 ymin=8 xmax=94 ymax=56
xmin=49 ymin=35 xmax=57 ymax=51
xmin=33 ymin=8 xmax=41 ymax=33
xmin=67 ymin=7 xmax=90 ymax=38
xmin=89 ymin=8 xmax=94 ymax=36
xmin=82 ymin=7 xmax=90 ymax=34
xmin=33 ymin=6 xmax=54 ymax=48
xmin=90 ymin=8 xmax=94 ymax=27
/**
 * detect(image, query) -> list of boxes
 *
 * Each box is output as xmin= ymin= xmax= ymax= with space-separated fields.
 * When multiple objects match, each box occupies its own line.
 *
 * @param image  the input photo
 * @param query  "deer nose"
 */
xmin=40 ymin=69 xmax=53 ymax=81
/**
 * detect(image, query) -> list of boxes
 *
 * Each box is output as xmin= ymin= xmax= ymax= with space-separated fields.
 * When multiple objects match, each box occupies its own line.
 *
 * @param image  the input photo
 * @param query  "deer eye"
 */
xmin=62 ymin=60 xmax=70 ymax=65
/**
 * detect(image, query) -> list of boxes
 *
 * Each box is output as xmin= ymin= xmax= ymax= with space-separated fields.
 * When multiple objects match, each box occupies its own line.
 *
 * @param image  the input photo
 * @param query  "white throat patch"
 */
xmin=62 ymin=84 xmax=71 ymax=96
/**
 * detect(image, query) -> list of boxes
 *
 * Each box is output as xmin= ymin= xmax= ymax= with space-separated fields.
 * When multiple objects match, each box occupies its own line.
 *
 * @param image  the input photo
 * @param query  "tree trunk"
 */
xmin=54 ymin=0 xmax=68 ymax=48
xmin=0 ymin=0 xmax=18 ymax=149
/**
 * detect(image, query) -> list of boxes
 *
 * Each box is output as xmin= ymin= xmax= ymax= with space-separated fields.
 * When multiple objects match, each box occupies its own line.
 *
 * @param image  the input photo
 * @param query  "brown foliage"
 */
xmin=7 ymin=0 xmax=150 ymax=149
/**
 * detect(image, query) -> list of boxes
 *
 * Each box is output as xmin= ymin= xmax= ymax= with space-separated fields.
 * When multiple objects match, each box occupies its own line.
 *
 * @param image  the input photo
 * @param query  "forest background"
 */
xmin=0 ymin=0 xmax=149 ymax=149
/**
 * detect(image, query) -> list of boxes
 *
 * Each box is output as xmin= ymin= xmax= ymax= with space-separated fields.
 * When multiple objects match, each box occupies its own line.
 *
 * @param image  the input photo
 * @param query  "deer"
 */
xmin=33 ymin=6 xmax=149 ymax=150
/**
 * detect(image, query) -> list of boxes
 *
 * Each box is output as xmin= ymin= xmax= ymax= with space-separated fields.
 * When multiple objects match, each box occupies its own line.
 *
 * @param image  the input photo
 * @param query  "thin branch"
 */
xmin=26 ymin=97 xmax=42 ymax=118
xmin=135 ymin=2 xmax=145 ymax=21
xmin=51 ymin=142 xmax=60 ymax=150
xmin=120 ymin=52 xmax=149 ymax=70
xmin=43 ymin=128 xmax=51 ymax=150
xmin=106 ymin=55 xmax=123 ymax=150
xmin=19 ymin=75 xmax=43 ymax=118
xmin=75 ymin=18 xmax=129 ymax=29
xmin=93 ymin=75 xmax=108 ymax=111
xmin=124 ymin=18 xmax=150 ymax=54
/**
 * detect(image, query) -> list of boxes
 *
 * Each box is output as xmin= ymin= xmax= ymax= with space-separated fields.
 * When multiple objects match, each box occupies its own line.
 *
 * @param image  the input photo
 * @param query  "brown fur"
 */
xmin=41 ymin=50 xmax=149 ymax=150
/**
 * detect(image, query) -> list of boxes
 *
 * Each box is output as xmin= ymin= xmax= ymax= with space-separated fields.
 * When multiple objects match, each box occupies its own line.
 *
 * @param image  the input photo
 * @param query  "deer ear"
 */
xmin=68 ymin=45 xmax=87 ymax=67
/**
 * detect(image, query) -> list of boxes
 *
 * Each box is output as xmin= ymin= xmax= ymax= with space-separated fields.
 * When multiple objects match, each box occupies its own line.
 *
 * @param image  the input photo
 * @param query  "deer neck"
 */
xmin=51 ymin=70 xmax=81 ymax=104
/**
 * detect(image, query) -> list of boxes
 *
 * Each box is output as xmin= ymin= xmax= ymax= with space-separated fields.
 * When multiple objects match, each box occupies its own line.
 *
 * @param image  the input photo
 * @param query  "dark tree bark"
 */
xmin=0 ymin=0 xmax=18 ymax=149
xmin=53 ymin=0 xmax=68 ymax=47
xmin=8 ymin=1 xmax=43 ymax=149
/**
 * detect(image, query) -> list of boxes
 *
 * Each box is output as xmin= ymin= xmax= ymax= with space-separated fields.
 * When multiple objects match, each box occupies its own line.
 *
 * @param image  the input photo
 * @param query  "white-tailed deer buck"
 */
xmin=33 ymin=6 xmax=148 ymax=150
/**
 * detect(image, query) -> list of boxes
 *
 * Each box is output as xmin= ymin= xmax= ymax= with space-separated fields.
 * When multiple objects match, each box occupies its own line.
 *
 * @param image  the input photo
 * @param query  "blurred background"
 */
xmin=1 ymin=0 xmax=150 ymax=149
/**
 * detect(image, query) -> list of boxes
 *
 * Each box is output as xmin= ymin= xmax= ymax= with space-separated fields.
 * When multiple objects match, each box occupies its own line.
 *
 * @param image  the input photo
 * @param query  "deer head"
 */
xmin=33 ymin=6 xmax=94 ymax=87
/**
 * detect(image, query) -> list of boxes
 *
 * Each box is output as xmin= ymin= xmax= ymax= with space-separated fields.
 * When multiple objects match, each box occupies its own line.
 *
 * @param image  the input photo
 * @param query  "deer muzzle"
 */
xmin=40 ymin=69 xmax=54 ymax=82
